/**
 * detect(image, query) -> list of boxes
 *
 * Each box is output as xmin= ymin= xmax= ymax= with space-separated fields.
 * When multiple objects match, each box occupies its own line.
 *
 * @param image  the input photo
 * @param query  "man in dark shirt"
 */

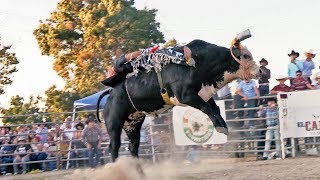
xmin=258 ymin=58 xmax=271 ymax=104
xmin=13 ymin=137 xmax=31 ymax=174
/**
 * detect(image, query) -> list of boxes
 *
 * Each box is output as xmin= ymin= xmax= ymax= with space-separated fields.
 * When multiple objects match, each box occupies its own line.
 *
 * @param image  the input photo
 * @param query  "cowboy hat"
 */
xmin=304 ymin=49 xmax=316 ymax=58
xmin=288 ymin=50 xmax=299 ymax=57
xmin=276 ymin=75 xmax=288 ymax=81
xmin=259 ymin=58 xmax=268 ymax=65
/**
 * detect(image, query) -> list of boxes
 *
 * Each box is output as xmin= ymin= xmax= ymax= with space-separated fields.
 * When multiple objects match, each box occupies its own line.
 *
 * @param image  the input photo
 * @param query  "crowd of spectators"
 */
xmin=215 ymin=49 xmax=319 ymax=160
xmin=0 ymin=114 xmax=108 ymax=175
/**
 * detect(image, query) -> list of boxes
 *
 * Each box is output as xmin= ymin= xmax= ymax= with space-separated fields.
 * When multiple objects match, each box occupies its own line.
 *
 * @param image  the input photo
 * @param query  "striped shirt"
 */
xmin=81 ymin=124 xmax=102 ymax=143
xmin=261 ymin=107 xmax=278 ymax=127
xmin=290 ymin=77 xmax=310 ymax=91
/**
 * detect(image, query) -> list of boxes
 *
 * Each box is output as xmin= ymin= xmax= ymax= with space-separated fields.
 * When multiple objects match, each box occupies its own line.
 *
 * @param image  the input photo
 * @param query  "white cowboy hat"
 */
xmin=304 ymin=49 xmax=316 ymax=57
xmin=276 ymin=75 xmax=288 ymax=81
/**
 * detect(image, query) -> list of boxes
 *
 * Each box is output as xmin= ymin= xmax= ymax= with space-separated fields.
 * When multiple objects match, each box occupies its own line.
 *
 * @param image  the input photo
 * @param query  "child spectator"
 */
xmin=13 ymin=137 xmax=32 ymax=175
xmin=258 ymin=98 xmax=280 ymax=160
xmin=270 ymin=75 xmax=291 ymax=94
xmin=290 ymin=70 xmax=315 ymax=91
xmin=302 ymin=49 xmax=316 ymax=84
xmin=69 ymin=122 xmax=87 ymax=168
xmin=36 ymin=124 xmax=48 ymax=143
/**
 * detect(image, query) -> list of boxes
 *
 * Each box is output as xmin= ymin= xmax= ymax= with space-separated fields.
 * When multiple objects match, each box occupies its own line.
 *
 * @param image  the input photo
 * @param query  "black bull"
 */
xmin=96 ymin=39 xmax=260 ymax=162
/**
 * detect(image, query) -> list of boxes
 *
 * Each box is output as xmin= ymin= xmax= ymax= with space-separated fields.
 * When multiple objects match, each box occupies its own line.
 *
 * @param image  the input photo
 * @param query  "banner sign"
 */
xmin=172 ymin=100 xmax=227 ymax=145
xmin=278 ymin=90 xmax=320 ymax=138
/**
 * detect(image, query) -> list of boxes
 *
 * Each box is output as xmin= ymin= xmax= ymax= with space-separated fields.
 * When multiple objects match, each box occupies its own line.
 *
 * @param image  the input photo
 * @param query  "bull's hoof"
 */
xmin=216 ymin=127 xmax=229 ymax=135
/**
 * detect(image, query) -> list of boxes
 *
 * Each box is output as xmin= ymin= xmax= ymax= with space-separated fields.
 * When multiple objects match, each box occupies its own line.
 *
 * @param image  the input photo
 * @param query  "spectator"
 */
xmin=13 ymin=137 xmax=31 ymax=175
xmin=313 ymin=74 xmax=320 ymax=89
xmin=290 ymin=70 xmax=315 ymax=91
xmin=258 ymin=58 xmax=271 ymax=103
xmin=233 ymin=78 xmax=260 ymax=127
xmin=302 ymin=49 xmax=316 ymax=84
xmin=69 ymin=123 xmax=87 ymax=168
xmin=36 ymin=124 xmax=48 ymax=143
xmin=81 ymin=116 xmax=102 ymax=168
xmin=29 ymin=136 xmax=47 ymax=172
xmin=287 ymin=50 xmax=303 ymax=85
xmin=16 ymin=126 xmax=28 ymax=141
xmin=270 ymin=75 xmax=291 ymax=94
xmin=60 ymin=116 xmax=74 ymax=130
xmin=43 ymin=134 xmax=57 ymax=171
xmin=63 ymin=121 xmax=76 ymax=140
xmin=258 ymin=98 xmax=280 ymax=160
xmin=0 ymin=137 xmax=15 ymax=175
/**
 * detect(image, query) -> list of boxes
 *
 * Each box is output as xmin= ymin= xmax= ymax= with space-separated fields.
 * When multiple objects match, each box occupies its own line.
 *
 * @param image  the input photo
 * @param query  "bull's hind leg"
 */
xmin=104 ymin=94 xmax=131 ymax=162
xmin=177 ymin=91 xmax=228 ymax=135
xmin=123 ymin=112 xmax=146 ymax=157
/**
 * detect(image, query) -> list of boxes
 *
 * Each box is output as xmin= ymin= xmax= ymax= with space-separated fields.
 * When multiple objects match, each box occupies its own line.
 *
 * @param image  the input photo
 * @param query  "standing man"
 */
xmin=81 ymin=115 xmax=103 ymax=168
xmin=287 ymin=50 xmax=303 ymax=85
xmin=258 ymin=58 xmax=271 ymax=104
xmin=302 ymin=49 xmax=316 ymax=84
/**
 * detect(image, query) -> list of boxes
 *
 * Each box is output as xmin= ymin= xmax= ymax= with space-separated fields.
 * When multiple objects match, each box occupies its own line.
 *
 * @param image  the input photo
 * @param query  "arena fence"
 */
xmin=0 ymin=95 xmax=312 ymax=175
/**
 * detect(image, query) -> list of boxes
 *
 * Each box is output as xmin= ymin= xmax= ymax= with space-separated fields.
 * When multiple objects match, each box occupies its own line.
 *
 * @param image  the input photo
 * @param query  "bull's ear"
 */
xmin=183 ymin=46 xmax=192 ymax=61
xmin=232 ymin=47 xmax=241 ymax=58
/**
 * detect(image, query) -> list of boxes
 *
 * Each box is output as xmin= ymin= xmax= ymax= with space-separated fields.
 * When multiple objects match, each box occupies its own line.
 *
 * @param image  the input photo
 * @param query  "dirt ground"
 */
xmin=3 ymin=156 xmax=320 ymax=180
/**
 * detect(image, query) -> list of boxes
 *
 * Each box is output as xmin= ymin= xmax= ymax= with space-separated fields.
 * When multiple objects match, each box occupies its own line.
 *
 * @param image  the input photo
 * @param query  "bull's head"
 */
xmin=230 ymin=30 xmax=260 ymax=80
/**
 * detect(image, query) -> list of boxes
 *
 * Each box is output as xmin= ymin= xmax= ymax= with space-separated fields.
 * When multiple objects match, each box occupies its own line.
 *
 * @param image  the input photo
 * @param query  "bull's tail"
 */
xmin=96 ymin=88 xmax=112 ymax=123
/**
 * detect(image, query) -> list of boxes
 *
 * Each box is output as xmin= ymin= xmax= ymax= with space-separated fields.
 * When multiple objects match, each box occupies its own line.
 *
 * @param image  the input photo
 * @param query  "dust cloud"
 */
xmin=66 ymin=157 xmax=184 ymax=180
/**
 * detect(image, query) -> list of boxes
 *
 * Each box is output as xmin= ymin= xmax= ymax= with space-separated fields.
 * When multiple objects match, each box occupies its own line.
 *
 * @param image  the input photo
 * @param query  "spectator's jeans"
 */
xmin=88 ymin=142 xmax=101 ymax=168
xmin=30 ymin=153 xmax=47 ymax=170
xmin=234 ymin=94 xmax=257 ymax=126
xmin=259 ymin=85 xmax=269 ymax=105
xmin=263 ymin=125 xmax=280 ymax=158
xmin=13 ymin=156 xmax=29 ymax=173
xmin=1 ymin=157 xmax=13 ymax=172
xmin=70 ymin=149 xmax=88 ymax=167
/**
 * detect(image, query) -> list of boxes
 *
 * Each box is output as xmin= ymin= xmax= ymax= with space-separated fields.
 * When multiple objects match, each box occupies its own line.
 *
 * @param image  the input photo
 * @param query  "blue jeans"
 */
xmin=70 ymin=149 xmax=88 ymax=167
xmin=259 ymin=85 xmax=269 ymax=105
xmin=234 ymin=94 xmax=257 ymax=127
xmin=263 ymin=125 xmax=280 ymax=158
xmin=13 ymin=156 xmax=29 ymax=173
xmin=87 ymin=142 xmax=101 ymax=168
xmin=30 ymin=153 xmax=47 ymax=170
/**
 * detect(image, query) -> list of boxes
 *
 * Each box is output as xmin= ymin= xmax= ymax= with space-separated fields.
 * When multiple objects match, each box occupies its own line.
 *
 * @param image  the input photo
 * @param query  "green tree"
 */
xmin=44 ymin=85 xmax=80 ymax=121
xmin=0 ymin=42 xmax=19 ymax=95
xmin=3 ymin=95 xmax=42 ymax=124
xmin=34 ymin=0 xmax=164 ymax=97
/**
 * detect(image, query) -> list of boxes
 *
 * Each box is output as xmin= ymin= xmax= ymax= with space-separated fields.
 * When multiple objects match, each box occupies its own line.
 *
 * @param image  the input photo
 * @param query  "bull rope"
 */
xmin=125 ymin=79 xmax=139 ymax=111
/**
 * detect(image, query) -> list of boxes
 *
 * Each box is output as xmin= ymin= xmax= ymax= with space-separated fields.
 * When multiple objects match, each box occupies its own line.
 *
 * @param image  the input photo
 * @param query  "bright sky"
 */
xmin=0 ymin=0 xmax=319 ymax=108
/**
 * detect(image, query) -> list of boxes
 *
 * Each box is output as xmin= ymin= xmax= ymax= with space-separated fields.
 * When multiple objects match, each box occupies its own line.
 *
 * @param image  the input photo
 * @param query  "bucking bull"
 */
xmin=96 ymin=30 xmax=260 ymax=162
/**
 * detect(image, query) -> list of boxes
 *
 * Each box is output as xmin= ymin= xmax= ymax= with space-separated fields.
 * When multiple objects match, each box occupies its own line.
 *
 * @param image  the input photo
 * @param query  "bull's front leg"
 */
xmin=178 ymin=91 xmax=228 ymax=135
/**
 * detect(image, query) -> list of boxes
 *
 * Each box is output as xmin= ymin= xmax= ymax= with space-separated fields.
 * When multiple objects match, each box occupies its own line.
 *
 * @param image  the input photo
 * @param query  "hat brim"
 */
xmin=304 ymin=52 xmax=316 ymax=58
xmin=259 ymin=60 xmax=268 ymax=65
xmin=276 ymin=78 xmax=288 ymax=81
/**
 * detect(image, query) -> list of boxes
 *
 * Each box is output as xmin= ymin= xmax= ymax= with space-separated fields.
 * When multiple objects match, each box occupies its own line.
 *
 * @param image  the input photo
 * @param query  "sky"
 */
xmin=0 ymin=0 xmax=320 ymax=108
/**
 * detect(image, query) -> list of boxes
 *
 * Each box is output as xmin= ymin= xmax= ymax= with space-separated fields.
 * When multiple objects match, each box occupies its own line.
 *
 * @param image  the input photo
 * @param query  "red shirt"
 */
xmin=271 ymin=84 xmax=290 ymax=93
xmin=290 ymin=77 xmax=310 ymax=91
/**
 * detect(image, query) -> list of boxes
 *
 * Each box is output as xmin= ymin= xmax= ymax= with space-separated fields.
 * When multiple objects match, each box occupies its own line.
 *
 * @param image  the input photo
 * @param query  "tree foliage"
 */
xmin=44 ymin=85 xmax=80 ymax=120
xmin=34 ymin=0 xmax=164 ymax=97
xmin=0 ymin=42 xmax=19 ymax=95
xmin=2 ymin=95 xmax=43 ymax=124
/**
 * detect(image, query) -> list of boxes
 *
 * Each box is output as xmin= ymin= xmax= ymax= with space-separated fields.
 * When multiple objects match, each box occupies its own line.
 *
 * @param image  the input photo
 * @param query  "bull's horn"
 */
xmin=236 ymin=29 xmax=252 ymax=42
